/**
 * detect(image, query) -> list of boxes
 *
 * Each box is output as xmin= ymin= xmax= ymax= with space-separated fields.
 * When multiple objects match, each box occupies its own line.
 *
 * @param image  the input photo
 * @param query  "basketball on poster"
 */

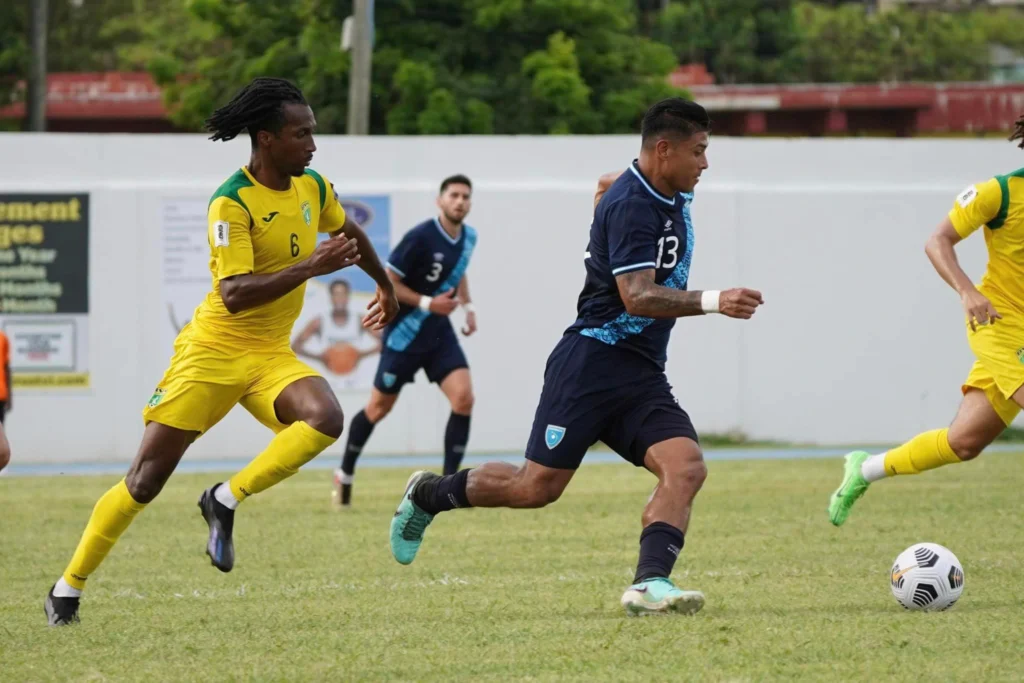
xmin=160 ymin=194 xmax=390 ymax=393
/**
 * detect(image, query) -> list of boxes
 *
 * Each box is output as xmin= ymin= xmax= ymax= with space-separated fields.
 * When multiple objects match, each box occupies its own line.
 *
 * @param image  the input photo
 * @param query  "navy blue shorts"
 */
xmin=525 ymin=334 xmax=698 ymax=470
xmin=373 ymin=337 xmax=468 ymax=394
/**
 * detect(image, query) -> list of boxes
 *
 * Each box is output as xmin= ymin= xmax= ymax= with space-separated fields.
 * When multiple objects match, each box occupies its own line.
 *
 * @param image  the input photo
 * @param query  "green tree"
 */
xmin=1 ymin=0 xmax=140 ymax=121
xmin=654 ymin=0 xmax=805 ymax=84
xmin=131 ymin=0 xmax=687 ymax=135
xmin=795 ymin=3 xmax=988 ymax=83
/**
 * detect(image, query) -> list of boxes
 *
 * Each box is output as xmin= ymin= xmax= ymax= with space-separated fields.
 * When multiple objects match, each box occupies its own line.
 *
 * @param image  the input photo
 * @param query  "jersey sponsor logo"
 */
xmin=957 ymin=185 xmax=978 ymax=208
xmin=545 ymin=425 xmax=566 ymax=450
xmin=434 ymin=252 xmax=444 ymax=261
xmin=382 ymin=372 xmax=397 ymax=388
xmin=664 ymin=219 xmax=673 ymax=231
xmin=262 ymin=211 xmax=279 ymax=223
xmin=301 ymin=200 xmax=312 ymax=226
xmin=213 ymin=220 xmax=230 ymax=247
xmin=147 ymin=387 xmax=165 ymax=408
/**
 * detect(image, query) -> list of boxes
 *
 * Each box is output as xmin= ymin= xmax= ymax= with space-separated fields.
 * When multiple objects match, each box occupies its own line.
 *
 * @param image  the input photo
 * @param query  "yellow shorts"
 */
xmin=142 ymin=325 xmax=320 ymax=435
xmin=962 ymin=310 xmax=1024 ymax=426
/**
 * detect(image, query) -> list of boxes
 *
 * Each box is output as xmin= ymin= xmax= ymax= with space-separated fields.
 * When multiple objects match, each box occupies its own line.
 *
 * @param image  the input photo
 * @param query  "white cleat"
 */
xmin=621 ymin=577 xmax=705 ymax=617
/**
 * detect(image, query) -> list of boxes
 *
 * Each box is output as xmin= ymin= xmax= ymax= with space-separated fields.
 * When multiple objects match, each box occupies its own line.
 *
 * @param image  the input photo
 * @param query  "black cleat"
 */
xmin=44 ymin=584 xmax=80 ymax=626
xmin=198 ymin=485 xmax=235 ymax=572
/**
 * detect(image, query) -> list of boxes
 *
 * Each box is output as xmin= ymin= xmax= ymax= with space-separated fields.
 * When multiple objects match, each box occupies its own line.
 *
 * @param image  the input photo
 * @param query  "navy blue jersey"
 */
xmin=384 ymin=217 xmax=478 ymax=353
xmin=566 ymin=160 xmax=695 ymax=369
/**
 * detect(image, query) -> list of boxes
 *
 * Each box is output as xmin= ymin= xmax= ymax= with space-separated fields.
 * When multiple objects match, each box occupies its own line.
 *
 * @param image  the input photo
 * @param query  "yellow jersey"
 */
xmin=189 ymin=166 xmax=347 ymax=348
xmin=948 ymin=169 xmax=1024 ymax=311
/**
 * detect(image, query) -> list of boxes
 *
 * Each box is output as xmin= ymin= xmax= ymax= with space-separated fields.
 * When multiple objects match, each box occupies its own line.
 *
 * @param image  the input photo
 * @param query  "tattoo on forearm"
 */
xmin=619 ymin=270 xmax=705 ymax=318
xmin=647 ymin=289 xmax=703 ymax=317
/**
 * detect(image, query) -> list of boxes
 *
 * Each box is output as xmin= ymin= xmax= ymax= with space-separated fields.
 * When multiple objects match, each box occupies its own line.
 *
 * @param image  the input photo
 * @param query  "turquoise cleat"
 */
xmin=620 ymin=577 xmax=705 ymax=616
xmin=389 ymin=470 xmax=436 ymax=565
xmin=828 ymin=450 xmax=871 ymax=527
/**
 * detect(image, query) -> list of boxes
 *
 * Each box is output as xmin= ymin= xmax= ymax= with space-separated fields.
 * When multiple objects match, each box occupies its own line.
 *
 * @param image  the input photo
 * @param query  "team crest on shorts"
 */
xmin=147 ymin=388 xmax=165 ymax=408
xmin=382 ymin=372 xmax=397 ymax=388
xmin=301 ymin=200 xmax=312 ymax=226
xmin=545 ymin=425 xmax=566 ymax=450
xmin=1017 ymin=347 xmax=1024 ymax=364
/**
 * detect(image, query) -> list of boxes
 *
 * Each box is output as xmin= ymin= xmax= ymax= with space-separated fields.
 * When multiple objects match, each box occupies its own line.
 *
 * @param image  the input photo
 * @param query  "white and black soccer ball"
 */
xmin=890 ymin=542 xmax=964 ymax=611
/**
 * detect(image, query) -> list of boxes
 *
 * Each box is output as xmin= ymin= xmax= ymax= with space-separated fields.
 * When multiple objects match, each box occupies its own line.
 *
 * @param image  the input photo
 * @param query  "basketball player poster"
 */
xmin=160 ymin=194 xmax=391 ymax=394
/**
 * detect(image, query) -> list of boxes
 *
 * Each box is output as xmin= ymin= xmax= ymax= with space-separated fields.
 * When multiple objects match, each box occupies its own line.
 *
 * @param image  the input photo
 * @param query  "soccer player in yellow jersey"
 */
xmin=44 ymin=78 xmax=399 ymax=625
xmin=829 ymin=122 xmax=1024 ymax=526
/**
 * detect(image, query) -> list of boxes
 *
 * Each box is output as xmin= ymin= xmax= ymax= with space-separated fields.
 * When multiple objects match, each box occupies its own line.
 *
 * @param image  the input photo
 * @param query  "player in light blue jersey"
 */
xmin=334 ymin=175 xmax=478 ymax=507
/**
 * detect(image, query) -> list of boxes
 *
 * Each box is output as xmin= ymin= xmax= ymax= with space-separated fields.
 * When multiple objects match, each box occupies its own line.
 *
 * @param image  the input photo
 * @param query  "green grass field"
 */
xmin=2 ymin=454 xmax=1023 ymax=682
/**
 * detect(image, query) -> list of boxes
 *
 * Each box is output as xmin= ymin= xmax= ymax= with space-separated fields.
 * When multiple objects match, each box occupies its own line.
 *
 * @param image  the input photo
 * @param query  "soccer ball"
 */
xmin=890 ymin=542 xmax=964 ymax=611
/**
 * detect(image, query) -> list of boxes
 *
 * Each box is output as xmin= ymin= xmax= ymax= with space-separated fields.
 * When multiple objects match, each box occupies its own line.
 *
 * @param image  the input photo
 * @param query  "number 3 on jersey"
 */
xmin=425 ymin=261 xmax=443 ymax=282
xmin=656 ymin=236 xmax=678 ymax=269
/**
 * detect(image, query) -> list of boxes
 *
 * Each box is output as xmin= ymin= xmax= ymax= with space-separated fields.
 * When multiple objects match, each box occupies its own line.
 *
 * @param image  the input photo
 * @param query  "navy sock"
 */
xmin=633 ymin=522 xmax=684 ymax=584
xmin=443 ymin=413 xmax=471 ymax=475
xmin=340 ymin=410 xmax=375 ymax=475
xmin=412 ymin=469 xmax=472 ymax=516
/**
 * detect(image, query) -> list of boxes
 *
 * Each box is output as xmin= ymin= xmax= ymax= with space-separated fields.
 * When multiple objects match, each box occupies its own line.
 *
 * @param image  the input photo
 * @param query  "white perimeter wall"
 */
xmin=0 ymin=133 xmax=1019 ymax=464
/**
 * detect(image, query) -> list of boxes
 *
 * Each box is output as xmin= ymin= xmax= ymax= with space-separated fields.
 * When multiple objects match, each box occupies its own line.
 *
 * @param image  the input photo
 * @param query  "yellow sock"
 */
xmin=228 ymin=421 xmax=337 ymax=502
xmin=63 ymin=479 xmax=146 ymax=591
xmin=882 ymin=428 xmax=961 ymax=477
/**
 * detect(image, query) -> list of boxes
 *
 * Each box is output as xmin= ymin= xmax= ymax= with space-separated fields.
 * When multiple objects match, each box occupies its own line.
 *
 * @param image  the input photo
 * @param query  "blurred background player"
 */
xmin=292 ymin=278 xmax=382 ymax=377
xmin=44 ymin=77 xmax=399 ymax=626
xmin=387 ymin=99 xmax=764 ymax=615
xmin=333 ymin=175 xmax=478 ymax=507
xmin=829 ymin=116 xmax=1024 ymax=526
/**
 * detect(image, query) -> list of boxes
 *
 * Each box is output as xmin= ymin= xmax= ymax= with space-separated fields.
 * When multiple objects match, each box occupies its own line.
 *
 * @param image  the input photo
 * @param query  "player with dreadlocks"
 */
xmin=44 ymin=77 xmax=399 ymax=625
xmin=828 ymin=116 xmax=1024 ymax=527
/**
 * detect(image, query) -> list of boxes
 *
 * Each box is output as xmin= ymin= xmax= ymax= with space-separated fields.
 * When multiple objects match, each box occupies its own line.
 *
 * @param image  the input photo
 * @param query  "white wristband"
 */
xmin=701 ymin=290 xmax=721 ymax=314
xmin=419 ymin=295 xmax=432 ymax=312
xmin=463 ymin=302 xmax=476 ymax=314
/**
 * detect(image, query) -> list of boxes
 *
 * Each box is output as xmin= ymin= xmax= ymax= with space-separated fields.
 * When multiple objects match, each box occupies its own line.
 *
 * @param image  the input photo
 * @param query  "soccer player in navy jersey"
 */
xmin=333 ymin=175 xmax=478 ymax=507
xmin=389 ymin=99 xmax=763 ymax=615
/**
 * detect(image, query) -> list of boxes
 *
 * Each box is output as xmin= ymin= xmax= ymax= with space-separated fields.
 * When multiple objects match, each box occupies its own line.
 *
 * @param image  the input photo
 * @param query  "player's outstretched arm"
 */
xmin=219 ymin=234 xmax=361 ymax=314
xmin=925 ymin=216 xmax=1000 ymax=330
xmin=333 ymin=216 xmax=392 ymax=293
xmin=615 ymin=269 xmax=763 ymax=320
xmin=333 ymin=216 xmax=400 ymax=329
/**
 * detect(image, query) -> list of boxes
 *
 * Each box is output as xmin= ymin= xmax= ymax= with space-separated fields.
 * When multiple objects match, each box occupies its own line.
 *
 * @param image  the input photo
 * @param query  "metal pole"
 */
xmin=346 ymin=0 xmax=372 ymax=135
xmin=27 ymin=0 xmax=49 ymax=131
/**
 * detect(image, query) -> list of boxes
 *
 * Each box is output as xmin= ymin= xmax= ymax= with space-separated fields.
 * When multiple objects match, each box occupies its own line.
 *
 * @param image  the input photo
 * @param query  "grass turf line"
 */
xmin=2 ymin=455 xmax=1023 ymax=681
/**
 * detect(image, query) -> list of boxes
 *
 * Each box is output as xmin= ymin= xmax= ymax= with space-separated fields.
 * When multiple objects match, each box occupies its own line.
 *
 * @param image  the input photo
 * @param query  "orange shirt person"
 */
xmin=0 ymin=329 xmax=11 ymax=473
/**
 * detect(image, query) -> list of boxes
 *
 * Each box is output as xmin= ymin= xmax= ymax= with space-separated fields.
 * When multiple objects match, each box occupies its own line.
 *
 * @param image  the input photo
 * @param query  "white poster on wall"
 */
xmin=159 ymin=195 xmax=391 ymax=393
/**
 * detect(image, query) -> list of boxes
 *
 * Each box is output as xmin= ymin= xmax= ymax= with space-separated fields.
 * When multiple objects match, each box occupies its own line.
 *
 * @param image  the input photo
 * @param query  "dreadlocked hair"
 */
xmin=1010 ymin=114 xmax=1024 ymax=149
xmin=205 ymin=77 xmax=307 ymax=145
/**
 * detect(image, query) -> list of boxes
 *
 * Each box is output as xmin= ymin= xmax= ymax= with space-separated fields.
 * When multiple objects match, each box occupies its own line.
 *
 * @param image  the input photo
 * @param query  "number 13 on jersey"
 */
xmin=656 ymin=236 xmax=678 ymax=269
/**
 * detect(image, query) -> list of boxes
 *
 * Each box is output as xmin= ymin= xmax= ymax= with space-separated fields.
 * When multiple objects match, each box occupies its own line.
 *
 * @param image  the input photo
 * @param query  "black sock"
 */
xmin=411 ymin=469 xmax=472 ymax=516
xmin=443 ymin=413 xmax=471 ymax=475
xmin=633 ymin=522 xmax=684 ymax=584
xmin=340 ymin=410 xmax=375 ymax=475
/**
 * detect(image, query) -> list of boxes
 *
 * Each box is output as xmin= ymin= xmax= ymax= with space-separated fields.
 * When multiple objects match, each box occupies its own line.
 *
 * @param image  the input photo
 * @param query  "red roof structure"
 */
xmin=669 ymin=69 xmax=1024 ymax=136
xmin=1 ymin=72 xmax=175 ymax=132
